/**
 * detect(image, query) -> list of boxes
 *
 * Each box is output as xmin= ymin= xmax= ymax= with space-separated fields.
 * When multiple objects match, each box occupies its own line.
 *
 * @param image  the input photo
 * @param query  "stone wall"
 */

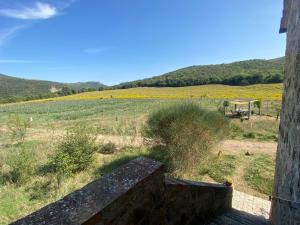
xmin=271 ymin=0 xmax=300 ymax=224
xmin=10 ymin=157 xmax=232 ymax=225
xmin=164 ymin=178 xmax=232 ymax=225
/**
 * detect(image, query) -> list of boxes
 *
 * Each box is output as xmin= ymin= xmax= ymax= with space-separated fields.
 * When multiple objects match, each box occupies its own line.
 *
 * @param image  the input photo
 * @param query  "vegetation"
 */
xmin=0 ymin=57 xmax=284 ymax=103
xmin=230 ymin=118 xmax=279 ymax=141
xmin=145 ymin=103 xmax=229 ymax=174
xmin=50 ymin=125 xmax=97 ymax=178
xmin=199 ymin=154 xmax=239 ymax=183
xmin=3 ymin=147 xmax=35 ymax=185
xmin=0 ymin=99 xmax=278 ymax=224
xmin=244 ymin=154 xmax=275 ymax=196
xmin=7 ymin=114 xmax=29 ymax=144
xmin=99 ymin=142 xmax=117 ymax=154
xmin=0 ymin=74 xmax=105 ymax=104
xmin=40 ymin=83 xmax=283 ymax=101
xmin=116 ymin=57 xmax=284 ymax=88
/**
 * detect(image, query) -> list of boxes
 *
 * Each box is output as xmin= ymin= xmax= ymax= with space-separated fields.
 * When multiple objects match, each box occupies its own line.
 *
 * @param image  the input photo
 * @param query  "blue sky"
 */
xmin=0 ymin=0 xmax=285 ymax=85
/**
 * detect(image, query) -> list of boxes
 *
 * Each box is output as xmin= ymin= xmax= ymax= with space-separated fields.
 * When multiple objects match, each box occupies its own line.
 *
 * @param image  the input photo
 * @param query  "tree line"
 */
xmin=115 ymin=58 xmax=285 ymax=89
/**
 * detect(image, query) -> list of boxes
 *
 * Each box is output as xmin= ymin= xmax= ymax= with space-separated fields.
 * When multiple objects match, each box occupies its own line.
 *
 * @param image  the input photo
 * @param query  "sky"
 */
xmin=0 ymin=0 xmax=286 ymax=85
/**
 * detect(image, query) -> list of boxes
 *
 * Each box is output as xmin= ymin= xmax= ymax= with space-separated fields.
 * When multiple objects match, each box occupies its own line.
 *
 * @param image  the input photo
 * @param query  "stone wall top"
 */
xmin=10 ymin=157 xmax=165 ymax=225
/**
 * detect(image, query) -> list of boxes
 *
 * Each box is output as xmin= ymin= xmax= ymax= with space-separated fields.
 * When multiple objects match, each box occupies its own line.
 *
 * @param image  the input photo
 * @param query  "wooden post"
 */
xmin=248 ymin=102 xmax=251 ymax=120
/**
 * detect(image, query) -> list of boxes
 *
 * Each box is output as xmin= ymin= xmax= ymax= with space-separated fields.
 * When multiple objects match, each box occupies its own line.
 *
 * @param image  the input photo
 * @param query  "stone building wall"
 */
xmin=271 ymin=0 xmax=300 ymax=224
xmin=10 ymin=157 xmax=232 ymax=225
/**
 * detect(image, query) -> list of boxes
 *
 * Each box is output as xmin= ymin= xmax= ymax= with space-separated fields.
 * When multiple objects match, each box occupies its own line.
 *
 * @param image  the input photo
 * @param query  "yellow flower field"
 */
xmin=40 ymin=83 xmax=283 ymax=102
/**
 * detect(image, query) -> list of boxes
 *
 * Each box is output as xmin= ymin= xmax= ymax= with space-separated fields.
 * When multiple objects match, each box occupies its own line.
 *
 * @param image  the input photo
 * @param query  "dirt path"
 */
xmin=219 ymin=140 xmax=277 ymax=155
xmin=24 ymin=128 xmax=277 ymax=156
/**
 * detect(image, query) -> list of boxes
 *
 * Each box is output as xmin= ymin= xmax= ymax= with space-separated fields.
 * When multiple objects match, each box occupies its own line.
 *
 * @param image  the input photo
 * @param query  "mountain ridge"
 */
xmin=0 ymin=73 xmax=105 ymax=103
xmin=115 ymin=57 xmax=285 ymax=88
xmin=0 ymin=57 xmax=285 ymax=103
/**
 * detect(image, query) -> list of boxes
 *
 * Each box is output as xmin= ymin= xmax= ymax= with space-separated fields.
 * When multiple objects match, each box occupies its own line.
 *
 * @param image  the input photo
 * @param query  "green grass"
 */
xmin=0 ymin=185 xmax=38 ymax=225
xmin=230 ymin=118 xmax=279 ymax=141
xmin=244 ymin=154 xmax=275 ymax=196
xmin=199 ymin=154 xmax=240 ymax=183
xmin=0 ymin=99 xmax=279 ymax=223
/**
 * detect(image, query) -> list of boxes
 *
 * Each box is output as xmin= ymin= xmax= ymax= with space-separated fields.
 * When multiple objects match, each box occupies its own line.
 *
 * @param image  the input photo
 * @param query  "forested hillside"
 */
xmin=0 ymin=74 xmax=105 ymax=103
xmin=116 ymin=57 xmax=285 ymax=88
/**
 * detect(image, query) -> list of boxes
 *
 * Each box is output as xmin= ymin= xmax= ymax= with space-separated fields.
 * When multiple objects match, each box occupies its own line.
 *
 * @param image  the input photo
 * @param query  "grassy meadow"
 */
xmin=0 ymin=85 xmax=281 ymax=224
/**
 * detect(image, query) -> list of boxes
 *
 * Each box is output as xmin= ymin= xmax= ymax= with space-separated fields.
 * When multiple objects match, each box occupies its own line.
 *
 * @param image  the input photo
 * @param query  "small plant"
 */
xmin=7 ymin=114 xmax=29 ymax=144
xmin=5 ymin=148 xmax=35 ymax=185
xmin=50 ymin=125 xmax=97 ymax=179
xmin=99 ymin=142 xmax=117 ymax=154
xmin=243 ymin=132 xmax=256 ymax=139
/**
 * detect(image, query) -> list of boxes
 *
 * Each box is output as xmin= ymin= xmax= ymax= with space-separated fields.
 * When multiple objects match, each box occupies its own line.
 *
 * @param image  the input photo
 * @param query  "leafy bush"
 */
xmin=98 ymin=142 xmax=117 ymax=154
xmin=144 ymin=103 xmax=229 ymax=174
xmin=7 ymin=114 xmax=29 ymax=144
xmin=5 ymin=148 xmax=35 ymax=185
xmin=50 ymin=125 xmax=97 ymax=177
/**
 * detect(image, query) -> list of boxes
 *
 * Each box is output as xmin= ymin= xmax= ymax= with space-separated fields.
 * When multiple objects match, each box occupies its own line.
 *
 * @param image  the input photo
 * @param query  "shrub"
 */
xmin=98 ymin=142 xmax=117 ymax=154
xmin=243 ymin=132 xmax=256 ymax=139
xmin=223 ymin=100 xmax=229 ymax=108
xmin=144 ymin=103 xmax=229 ymax=174
xmin=50 ymin=125 xmax=97 ymax=178
xmin=7 ymin=114 xmax=29 ymax=144
xmin=5 ymin=148 xmax=35 ymax=185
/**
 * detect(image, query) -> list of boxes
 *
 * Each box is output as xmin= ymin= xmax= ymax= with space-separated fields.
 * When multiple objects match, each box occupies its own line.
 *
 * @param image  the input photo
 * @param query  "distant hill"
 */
xmin=116 ymin=57 xmax=285 ymax=88
xmin=67 ymin=81 xmax=106 ymax=91
xmin=0 ymin=74 xmax=105 ymax=103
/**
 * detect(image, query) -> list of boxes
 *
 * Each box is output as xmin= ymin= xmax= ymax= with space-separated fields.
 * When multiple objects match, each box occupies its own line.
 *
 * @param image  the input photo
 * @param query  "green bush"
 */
xmin=144 ymin=103 xmax=229 ymax=174
xmin=223 ymin=100 xmax=229 ymax=107
xmin=243 ymin=132 xmax=256 ymax=139
xmin=5 ymin=148 xmax=35 ymax=185
xmin=50 ymin=125 xmax=97 ymax=177
xmin=7 ymin=114 xmax=29 ymax=144
xmin=99 ymin=142 xmax=117 ymax=154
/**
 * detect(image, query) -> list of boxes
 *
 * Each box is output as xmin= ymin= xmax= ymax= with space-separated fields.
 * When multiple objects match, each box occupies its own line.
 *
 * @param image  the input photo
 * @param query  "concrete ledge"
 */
xmin=11 ymin=157 xmax=165 ymax=225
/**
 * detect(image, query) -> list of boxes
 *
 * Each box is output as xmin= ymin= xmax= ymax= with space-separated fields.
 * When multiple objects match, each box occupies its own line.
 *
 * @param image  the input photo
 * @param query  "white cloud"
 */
xmin=0 ymin=2 xmax=58 ymax=20
xmin=0 ymin=59 xmax=44 ymax=64
xmin=84 ymin=47 xmax=108 ymax=54
xmin=0 ymin=25 xmax=26 ymax=47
